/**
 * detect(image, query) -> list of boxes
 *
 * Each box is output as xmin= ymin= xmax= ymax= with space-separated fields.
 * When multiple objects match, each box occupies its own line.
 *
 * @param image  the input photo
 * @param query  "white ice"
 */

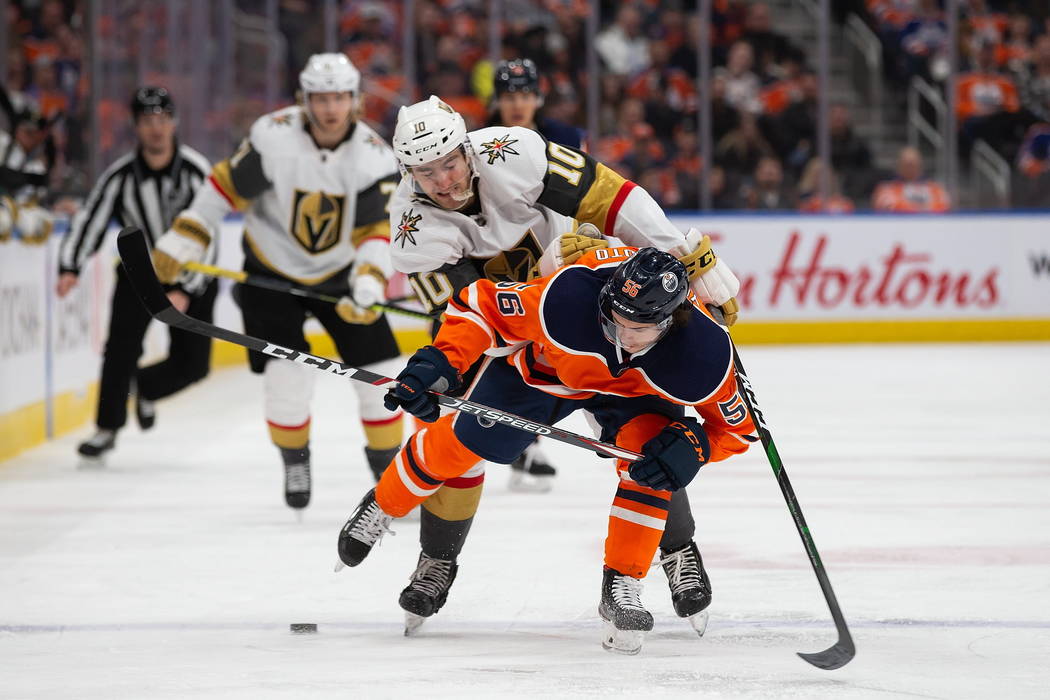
xmin=2 ymin=343 xmax=1049 ymax=699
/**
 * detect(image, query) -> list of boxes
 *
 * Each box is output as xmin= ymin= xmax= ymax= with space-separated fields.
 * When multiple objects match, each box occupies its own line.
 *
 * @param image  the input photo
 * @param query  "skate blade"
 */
xmin=508 ymin=472 xmax=553 ymax=493
xmin=77 ymin=455 xmax=107 ymax=470
xmin=404 ymin=612 xmax=427 ymax=636
xmin=686 ymin=609 xmax=710 ymax=637
xmin=600 ymin=620 xmax=646 ymax=655
xmin=334 ymin=560 xmax=345 ymax=573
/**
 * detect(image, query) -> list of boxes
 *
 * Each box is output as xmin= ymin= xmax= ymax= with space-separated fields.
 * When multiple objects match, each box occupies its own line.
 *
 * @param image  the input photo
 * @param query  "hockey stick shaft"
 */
xmin=183 ymin=261 xmax=437 ymax=322
xmin=121 ymin=229 xmax=641 ymax=462
xmin=711 ymin=309 xmax=855 ymax=670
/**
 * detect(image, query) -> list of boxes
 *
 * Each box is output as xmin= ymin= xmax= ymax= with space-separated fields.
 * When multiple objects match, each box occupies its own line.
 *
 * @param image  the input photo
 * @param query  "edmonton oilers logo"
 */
xmin=661 ymin=272 xmax=679 ymax=293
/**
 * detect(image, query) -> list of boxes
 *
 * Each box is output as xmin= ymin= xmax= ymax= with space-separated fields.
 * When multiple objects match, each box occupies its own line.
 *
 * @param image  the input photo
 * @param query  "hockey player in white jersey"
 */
xmin=150 ymin=54 xmax=404 ymax=511
xmin=374 ymin=95 xmax=740 ymax=633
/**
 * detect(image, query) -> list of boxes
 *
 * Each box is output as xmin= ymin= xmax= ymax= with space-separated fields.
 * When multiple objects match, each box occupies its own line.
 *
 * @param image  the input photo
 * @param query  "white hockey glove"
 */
xmin=153 ymin=216 xmax=211 ymax=284
xmin=0 ymin=197 xmax=15 ymax=242
xmin=672 ymin=228 xmax=741 ymax=326
xmin=16 ymin=204 xmax=54 ymax=245
xmin=336 ymin=263 xmax=385 ymax=325
xmin=536 ymin=222 xmax=608 ymax=277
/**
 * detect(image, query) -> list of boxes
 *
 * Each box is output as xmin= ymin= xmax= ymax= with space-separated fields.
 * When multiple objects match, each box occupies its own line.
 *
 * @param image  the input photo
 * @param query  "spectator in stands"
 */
xmin=0 ymin=86 xmax=56 ymax=244
xmin=796 ymin=158 xmax=855 ymax=213
xmin=714 ymin=41 xmax=762 ymax=115
xmin=997 ymin=13 xmax=1034 ymax=74
xmin=1013 ymin=123 xmax=1050 ymax=207
xmin=829 ymin=103 xmax=876 ymax=200
xmin=740 ymin=2 xmax=803 ymax=73
xmin=872 ymin=146 xmax=950 ymax=212
xmin=710 ymin=73 xmax=742 ymax=144
xmin=596 ymin=5 xmax=649 ymax=76
xmin=716 ymin=110 xmax=775 ymax=177
xmin=776 ymin=70 xmax=820 ymax=171
xmin=627 ymin=39 xmax=696 ymax=137
xmin=898 ymin=0 xmax=948 ymax=81
xmin=957 ymin=37 xmax=1023 ymax=156
xmin=739 ymin=155 xmax=795 ymax=210
xmin=620 ymin=122 xmax=668 ymax=179
xmin=1020 ymin=34 xmax=1050 ymax=124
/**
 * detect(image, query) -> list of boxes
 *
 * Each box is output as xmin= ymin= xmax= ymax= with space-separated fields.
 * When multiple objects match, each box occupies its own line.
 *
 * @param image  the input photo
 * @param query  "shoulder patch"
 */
xmin=395 ymin=210 xmax=422 ymax=248
xmin=479 ymin=133 xmax=521 ymax=164
xmin=269 ymin=113 xmax=295 ymax=127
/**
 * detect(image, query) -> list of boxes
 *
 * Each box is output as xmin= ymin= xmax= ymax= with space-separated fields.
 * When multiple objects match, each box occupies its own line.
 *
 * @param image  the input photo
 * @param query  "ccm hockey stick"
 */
xmin=709 ymin=307 xmax=855 ymax=670
xmin=118 ymin=228 xmax=642 ymax=462
xmin=183 ymin=261 xmax=436 ymax=322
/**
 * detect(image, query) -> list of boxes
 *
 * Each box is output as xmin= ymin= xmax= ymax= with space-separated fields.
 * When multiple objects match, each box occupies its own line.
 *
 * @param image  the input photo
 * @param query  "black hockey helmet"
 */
xmin=599 ymin=248 xmax=689 ymax=325
xmin=130 ymin=86 xmax=175 ymax=120
xmin=494 ymin=58 xmax=540 ymax=96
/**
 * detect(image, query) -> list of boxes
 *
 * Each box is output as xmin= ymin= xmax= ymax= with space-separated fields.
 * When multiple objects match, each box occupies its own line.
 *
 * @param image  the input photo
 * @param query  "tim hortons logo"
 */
xmin=723 ymin=231 xmax=1000 ymax=310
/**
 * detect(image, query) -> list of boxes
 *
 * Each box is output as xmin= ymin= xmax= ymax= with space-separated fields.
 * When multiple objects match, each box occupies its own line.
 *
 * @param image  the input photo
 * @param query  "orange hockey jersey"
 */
xmin=434 ymin=247 xmax=757 ymax=462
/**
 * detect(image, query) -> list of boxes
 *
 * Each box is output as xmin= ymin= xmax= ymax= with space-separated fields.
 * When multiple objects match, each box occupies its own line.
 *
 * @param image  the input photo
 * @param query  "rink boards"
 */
xmin=2 ymin=212 xmax=1049 ymax=460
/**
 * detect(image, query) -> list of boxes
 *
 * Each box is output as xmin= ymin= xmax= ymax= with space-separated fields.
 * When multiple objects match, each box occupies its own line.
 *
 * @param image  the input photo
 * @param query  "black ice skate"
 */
xmin=336 ymin=488 xmax=394 ymax=568
xmin=135 ymin=395 xmax=156 ymax=431
xmin=77 ymin=430 xmax=116 ymax=468
xmin=280 ymin=447 xmax=311 ymax=510
xmin=659 ymin=540 xmax=712 ymax=637
xmin=508 ymin=442 xmax=556 ymax=493
xmin=598 ymin=568 xmax=653 ymax=655
xmin=399 ymin=552 xmax=459 ymax=636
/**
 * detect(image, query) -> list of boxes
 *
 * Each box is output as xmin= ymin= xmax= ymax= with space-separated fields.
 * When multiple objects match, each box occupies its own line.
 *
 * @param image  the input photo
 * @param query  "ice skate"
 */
xmin=659 ymin=540 xmax=712 ymax=637
xmin=598 ymin=568 xmax=653 ymax=655
xmin=399 ymin=552 xmax=458 ymax=636
xmin=337 ymin=488 xmax=394 ymax=567
xmin=280 ymin=447 xmax=311 ymax=510
xmin=508 ymin=442 xmax=556 ymax=493
xmin=76 ymin=430 xmax=116 ymax=468
xmin=135 ymin=395 xmax=156 ymax=431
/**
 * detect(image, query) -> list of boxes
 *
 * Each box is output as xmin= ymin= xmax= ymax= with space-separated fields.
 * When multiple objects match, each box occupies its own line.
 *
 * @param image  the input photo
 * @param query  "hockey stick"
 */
xmin=709 ymin=307 xmax=855 ymax=670
xmin=183 ymin=261 xmax=437 ymax=322
xmin=119 ymin=228 xmax=642 ymax=462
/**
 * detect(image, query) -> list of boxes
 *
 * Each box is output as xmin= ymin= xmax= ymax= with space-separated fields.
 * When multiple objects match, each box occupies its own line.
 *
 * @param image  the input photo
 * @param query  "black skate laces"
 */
xmin=348 ymin=498 xmax=394 ymax=547
xmin=659 ymin=547 xmax=703 ymax=596
xmin=609 ymin=574 xmax=646 ymax=611
xmin=408 ymin=556 xmax=454 ymax=598
xmin=284 ymin=463 xmax=311 ymax=494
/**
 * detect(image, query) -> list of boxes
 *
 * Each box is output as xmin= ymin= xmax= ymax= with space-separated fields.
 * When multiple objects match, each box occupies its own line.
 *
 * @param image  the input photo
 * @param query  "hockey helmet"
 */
xmin=392 ymin=95 xmax=471 ymax=169
xmin=494 ymin=58 xmax=540 ymax=96
xmin=299 ymin=53 xmax=361 ymax=95
xmin=598 ymin=248 xmax=688 ymax=349
xmin=130 ymin=86 xmax=175 ymax=121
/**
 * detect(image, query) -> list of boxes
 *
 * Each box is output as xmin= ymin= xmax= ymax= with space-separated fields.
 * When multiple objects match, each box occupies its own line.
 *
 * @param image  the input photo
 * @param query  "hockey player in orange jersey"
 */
xmin=337 ymin=246 xmax=756 ymax=653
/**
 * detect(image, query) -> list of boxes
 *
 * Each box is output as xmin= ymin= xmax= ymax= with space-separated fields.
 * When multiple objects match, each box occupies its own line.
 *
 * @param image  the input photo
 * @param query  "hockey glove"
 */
xmin=383 ymin=345 xmax=461 ymax=423
xmin=673 ymin=228 xmax=741 ymax=326
xmin=153 ymin=216 xmax=211 ymax=284
xmin=628 ymin=417 xmax=710 ymax=492
xmin=337 ymin=264 xmax=386 ymax=324
xmin=535 ymin=223 xmax=608 ymax=277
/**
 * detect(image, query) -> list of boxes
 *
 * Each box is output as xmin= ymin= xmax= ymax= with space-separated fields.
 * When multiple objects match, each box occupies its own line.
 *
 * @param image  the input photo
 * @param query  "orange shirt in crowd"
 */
xmin=956 ymin=72 xmax=1020 ymax=121
xmin=872 ymin=180 xmax=951 ymax=212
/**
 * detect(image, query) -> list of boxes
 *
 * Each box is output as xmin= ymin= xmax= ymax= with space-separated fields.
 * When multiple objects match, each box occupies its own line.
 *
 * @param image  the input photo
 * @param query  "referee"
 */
xmin=57 ymin=87 xmax=218 ymax=464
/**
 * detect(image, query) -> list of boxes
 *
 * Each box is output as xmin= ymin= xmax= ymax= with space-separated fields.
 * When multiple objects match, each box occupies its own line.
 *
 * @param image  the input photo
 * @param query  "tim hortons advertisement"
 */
xmin=668 ymin=215 xmax=1050 ymax=320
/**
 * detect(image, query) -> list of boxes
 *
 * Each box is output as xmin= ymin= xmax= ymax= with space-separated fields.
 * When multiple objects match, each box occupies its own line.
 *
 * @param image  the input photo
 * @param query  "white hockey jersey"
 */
xmin=175 ymin=106 xmax=399 ymax=285
xmin=388 ymin=125 xmax=690 ymax=311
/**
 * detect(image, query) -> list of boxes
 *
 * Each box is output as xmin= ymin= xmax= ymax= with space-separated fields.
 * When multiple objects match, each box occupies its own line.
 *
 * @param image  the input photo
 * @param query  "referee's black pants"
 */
xmin=95 ymin=264 xmax=217 ymax=431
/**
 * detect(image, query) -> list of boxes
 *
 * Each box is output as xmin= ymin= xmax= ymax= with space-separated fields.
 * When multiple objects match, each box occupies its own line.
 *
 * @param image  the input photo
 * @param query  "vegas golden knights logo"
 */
xmin=289 ymin=190 xmax=346 ymax=254
xmin=481 ymin=230 xmax=543 ymax=282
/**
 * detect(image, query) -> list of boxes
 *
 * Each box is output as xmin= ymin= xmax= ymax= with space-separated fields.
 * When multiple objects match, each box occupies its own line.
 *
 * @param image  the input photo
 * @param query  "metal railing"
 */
xmin=971 ymin=139 xmax=1011 ymax=209
xmin=844 ymin=13 xmax=884 ymax=154
xmin=908 ymin=76 xmax=948 ymax=183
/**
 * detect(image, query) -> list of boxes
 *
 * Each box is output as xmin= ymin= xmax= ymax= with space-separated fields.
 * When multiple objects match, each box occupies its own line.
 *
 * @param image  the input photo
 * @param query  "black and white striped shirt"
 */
xmin=59 ymin=143 xmax=217 ymax=294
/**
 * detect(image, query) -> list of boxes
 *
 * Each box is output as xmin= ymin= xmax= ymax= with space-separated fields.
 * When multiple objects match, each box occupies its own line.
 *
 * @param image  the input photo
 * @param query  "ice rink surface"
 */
xmin=2 ymin=342 xmax=1048 ymax=699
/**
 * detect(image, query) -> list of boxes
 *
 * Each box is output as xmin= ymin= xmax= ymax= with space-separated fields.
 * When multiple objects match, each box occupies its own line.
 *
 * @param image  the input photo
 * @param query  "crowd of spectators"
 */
xmin=5 ymin=0 xmax=1050 ymax=213
xmin=863 ymin=0 xmax=1050 ymax=206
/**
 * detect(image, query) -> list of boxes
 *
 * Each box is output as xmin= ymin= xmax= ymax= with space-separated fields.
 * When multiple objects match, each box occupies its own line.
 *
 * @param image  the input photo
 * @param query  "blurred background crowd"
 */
xmin=3 ymin=0 xmax=1050 ymax=220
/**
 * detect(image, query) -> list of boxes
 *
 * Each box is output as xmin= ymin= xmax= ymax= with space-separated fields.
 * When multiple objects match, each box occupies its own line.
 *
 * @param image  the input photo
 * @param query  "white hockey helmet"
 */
xmin=392 ymin=95 xmax=470 ymax=169
xmin=299 ymin=53 xmax=361 ymax=95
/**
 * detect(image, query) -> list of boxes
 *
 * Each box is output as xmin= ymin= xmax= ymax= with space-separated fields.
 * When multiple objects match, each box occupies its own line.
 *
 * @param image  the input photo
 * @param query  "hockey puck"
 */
xmin=290 ymin=623 xmax=318 ymax=634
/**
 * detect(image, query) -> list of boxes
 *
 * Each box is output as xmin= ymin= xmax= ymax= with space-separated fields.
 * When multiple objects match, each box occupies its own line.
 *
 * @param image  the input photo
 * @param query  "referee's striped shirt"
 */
xmin=59 ymin=143 xmax=217 ymax=294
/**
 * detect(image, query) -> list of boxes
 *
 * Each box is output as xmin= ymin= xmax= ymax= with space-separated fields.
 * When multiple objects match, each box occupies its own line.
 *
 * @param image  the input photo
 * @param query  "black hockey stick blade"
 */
xmin=797 ymin=637 xmax=856 ymax=670
xmin=116 ymin=227 xmax=642 ymax=462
